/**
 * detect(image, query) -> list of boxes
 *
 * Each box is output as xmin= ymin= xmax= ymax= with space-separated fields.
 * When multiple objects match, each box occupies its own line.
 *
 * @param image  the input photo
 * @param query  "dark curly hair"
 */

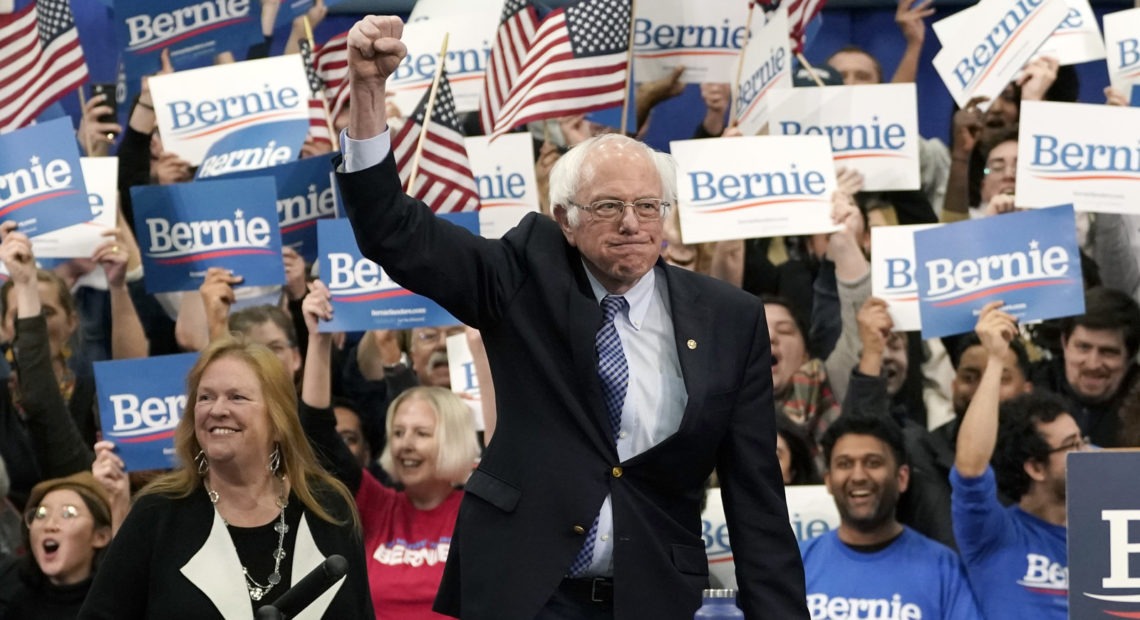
xmin=993 ymin=391 xmax=1070 ymax=501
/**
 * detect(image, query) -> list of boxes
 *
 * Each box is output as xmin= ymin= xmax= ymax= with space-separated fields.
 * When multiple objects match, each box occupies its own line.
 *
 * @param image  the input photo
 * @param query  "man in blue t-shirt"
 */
xmin=802 ymin=414 xmax=981 ymax=619
xmin=952 ymin=301 xmax=1081 ymax=619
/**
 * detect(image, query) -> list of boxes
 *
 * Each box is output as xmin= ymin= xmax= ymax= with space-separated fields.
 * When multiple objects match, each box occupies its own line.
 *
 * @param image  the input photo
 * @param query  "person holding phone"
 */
xmin=77 ymin=84 xmax=121 ymax=158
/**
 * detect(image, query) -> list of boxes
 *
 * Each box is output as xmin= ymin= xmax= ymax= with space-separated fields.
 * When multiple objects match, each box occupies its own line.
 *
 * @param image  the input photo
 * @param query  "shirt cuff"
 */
xmin=339 ymin=128 xmax=391 ymax=173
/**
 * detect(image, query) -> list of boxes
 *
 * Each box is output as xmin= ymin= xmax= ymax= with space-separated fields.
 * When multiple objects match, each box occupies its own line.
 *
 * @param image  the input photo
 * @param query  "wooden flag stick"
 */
xmin=305 ymin=16 xmax=339 ymax=152
xmin=796 ymin=51 xmax=826 ymax=88
xmin=620 ymin=0 xmax=637 ymax=135
xmin=407 ymin=33 xmax=450 ymax=191
xmin=728 ymin=2 xmax=756 ymax=123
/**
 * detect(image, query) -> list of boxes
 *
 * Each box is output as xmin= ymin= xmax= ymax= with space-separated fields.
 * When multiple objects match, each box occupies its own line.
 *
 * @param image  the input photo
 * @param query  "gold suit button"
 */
xmin=573 ymin=525 xmax=586 ymax=535
xmin=612 ymin=467 xmax=623 ymax=478
xmin=687 ymin=339 xmax=697 ymax=350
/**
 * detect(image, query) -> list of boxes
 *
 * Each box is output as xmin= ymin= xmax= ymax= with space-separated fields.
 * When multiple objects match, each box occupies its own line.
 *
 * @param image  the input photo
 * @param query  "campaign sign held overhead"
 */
xmin=933 ymin=0 xmax=1104 ymax=67
xmin=95 ymin=353 xmax=198 ymax=471
xmin=387 ymin=0 xmax=503 ymax=115
xmin=216 ymin=154 xmax=338 ymax=262
xmin=33 ymin=158 xmax=118 ymax=259
xmin=318 ymin=215 xmax=477 ymax=332
xmin=1104 ymin=9 xmax=1140 ymax=96
xmin=670 ymin=135 xmax=840 ymax=243
xmin=931 ymin=0 xmax=1068 ymax=111
xmin=465 ymin=134 xmax=539 ymax=239
xmin=132 ymin=177 xmax=284 ymax=293
xmin=1068 ymin=450 xmax=1140 ymax=620
xmin=1016 ymin=100 xmax=1140 ymax=214
xmin=870 ymin=224 xmax=941 ymax=332
xmin=150 ymin=55 xmax=311 ymax=166
xmin=733 ymin=5 xmax=791 ymax=137
xmin=632 ymin=0 xmax=749 ymax=83
xmin=115 ymin=0 xmax=262 ymax=79
xmin=768 ymin=83 xmax=921 ymax=191
xmin=0 ymin=118 xmax=92 ymax=237
xmin=194 ymin=120 xmax=309 ymax=180
xmin=913 ymin=205 xmax=1083 ymax=339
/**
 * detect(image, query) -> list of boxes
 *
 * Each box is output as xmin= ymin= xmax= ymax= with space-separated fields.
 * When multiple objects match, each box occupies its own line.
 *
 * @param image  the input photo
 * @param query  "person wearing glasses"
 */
xmin=5 ymin=472 xmax=112 ymax=618
xmin=333 ymin=16 xmax=806 ymax=620
xmin=953 ymin=301 xmax=1083 ymax=620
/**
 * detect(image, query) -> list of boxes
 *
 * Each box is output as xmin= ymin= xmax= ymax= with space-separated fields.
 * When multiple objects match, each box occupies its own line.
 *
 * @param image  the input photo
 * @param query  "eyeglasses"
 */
xmin=570 ymin=199 xmax=670 ymax=222
xmin=1047 ymin=435 xmax=1090 ymax=454
xmin=24 ymin=504 xmax=83 ymax=528
xmin=983 ymin=160 xmax=1016 ymax=177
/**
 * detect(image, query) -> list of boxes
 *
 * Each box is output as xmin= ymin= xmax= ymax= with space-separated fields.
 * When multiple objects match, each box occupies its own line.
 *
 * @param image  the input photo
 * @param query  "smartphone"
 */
xmin=90 ymin=83 xmax=118 ymax=125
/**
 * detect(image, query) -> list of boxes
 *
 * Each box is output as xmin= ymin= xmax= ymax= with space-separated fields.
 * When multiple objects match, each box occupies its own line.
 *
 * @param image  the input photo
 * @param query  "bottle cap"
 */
xmin=702 ymin=588 xmax=737 ymax=599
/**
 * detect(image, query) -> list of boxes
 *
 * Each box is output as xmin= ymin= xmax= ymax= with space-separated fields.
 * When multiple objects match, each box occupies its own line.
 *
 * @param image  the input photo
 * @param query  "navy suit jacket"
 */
xmin=337 ymin=154 xmax=807 ymax=620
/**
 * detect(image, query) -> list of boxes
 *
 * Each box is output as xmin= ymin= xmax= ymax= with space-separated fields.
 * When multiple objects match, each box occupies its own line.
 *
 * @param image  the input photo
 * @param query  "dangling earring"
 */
xmin=268 ymin=443 xmax=281 ymax=477
xmin=195 ymin=450 xmax=209 ymax=475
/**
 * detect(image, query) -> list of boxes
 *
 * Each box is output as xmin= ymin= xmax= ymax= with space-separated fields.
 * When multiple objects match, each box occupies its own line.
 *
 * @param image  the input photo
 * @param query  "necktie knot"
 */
xmin=600 ymin=295 xmax=627 ymax=322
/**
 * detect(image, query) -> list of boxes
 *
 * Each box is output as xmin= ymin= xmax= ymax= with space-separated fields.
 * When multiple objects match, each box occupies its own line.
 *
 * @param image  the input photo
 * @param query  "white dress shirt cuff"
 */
xmin=339 ymin=128 xmax=392 ymax=173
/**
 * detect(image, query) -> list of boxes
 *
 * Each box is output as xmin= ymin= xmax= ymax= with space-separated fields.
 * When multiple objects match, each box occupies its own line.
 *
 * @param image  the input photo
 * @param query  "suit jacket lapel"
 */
xmin=664 ymin=266 xmax=712 ymax=433
xmin=565 ymin=252 xmax=620 ymax=458
xmin=181 ymin=509 xmax=252 ymax=620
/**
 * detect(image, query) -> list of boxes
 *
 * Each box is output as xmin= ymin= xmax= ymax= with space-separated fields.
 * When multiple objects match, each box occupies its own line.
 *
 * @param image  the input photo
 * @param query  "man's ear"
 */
xmin=897 ymin=463 xmax=910 ymax=494
xmin=1024 ymin=458 xmax=1047 ymax=483
xmin=553 ymin=205 xmax=577 ymax=246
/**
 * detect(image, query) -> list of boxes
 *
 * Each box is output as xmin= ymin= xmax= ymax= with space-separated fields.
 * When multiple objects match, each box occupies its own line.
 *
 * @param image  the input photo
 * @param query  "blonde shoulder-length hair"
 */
xmin=140 ymin=335 xmax=359 ymax=530
xmin=380 ymin=386 xmax=480 ymax=485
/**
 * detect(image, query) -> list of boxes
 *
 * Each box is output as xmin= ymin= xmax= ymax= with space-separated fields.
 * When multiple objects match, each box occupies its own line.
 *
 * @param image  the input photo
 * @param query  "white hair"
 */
xmin=548 ymin=134 xmax=677 ymax=227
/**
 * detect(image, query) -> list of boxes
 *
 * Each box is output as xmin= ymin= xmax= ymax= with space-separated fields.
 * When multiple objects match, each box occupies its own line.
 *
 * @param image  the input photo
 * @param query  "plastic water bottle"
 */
xmin=694 ymin=588 xmax=745 ymax=618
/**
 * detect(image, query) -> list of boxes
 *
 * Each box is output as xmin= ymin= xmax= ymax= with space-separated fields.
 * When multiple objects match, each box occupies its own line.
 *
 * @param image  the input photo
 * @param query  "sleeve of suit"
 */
xmin=335 ymin=151 xmax=528 ymax=329
xmin=717 ymin=308 xmax=809 ymax=619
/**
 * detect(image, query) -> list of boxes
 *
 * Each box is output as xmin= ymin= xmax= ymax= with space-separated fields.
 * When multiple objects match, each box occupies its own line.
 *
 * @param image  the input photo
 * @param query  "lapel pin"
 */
xmin=687 ymin=339 xmax=697 ymax=350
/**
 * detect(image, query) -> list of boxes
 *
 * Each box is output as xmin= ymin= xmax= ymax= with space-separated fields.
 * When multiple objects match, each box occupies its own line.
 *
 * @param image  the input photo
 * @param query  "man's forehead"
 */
xmin=1069 ymin=325 xmax=1126 ymax=347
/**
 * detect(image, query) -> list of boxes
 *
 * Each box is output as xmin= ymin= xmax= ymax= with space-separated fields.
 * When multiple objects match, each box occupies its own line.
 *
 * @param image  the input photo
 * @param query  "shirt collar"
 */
xmin=582 ymin=261 xmax=656 ymax=331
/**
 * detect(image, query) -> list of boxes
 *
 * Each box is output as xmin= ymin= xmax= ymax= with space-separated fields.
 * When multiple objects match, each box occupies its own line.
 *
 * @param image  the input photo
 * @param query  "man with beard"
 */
xmin=1030 ymin=286 xmax=1140 ymax=447
xmin=801 ymin=414 xmax=981 ymax=619
xmin=954 ymin=301 xmax=1081 ymax=619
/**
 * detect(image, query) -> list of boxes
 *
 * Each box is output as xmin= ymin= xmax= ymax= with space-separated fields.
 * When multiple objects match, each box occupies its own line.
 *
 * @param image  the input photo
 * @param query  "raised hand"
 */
xmin=346 ymin=15 xmax=407 ymax=86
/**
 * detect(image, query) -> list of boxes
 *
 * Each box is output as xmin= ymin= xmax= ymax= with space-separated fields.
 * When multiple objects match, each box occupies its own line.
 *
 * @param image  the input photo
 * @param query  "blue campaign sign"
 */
xmin=95 ymin=353 xmax=199 ymax=471
xmin=216 ymin=154 xmax=338 ymax=262
xmin=317 ymin=213 xmax=478 ymax=332
xmin=0 ymin=118 xmax=92 ymax=237
xmin=132 ymin=177 xmax=285 ymax=293
xmin=913 ymin=205 xmax=1084 ymax=339
xmin=115 ymin=0 xmax=262 ymax=79
xmin=1067 ymin=450 xmax=1140 ymax=619
xmin=195 ymin=120 xmax=310 ymax=180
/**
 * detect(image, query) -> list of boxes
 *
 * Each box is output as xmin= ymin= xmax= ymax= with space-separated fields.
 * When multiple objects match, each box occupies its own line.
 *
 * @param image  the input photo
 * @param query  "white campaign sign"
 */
xmin=703 ymin=485 xmax=840 ymax=590
xmin=933 ymin=0 xmax=1104 ymax=67
xmin=632 ymin=0 xmax=750 ymax=83
xmin=33 ymin=158 xmax=118 ymax=258
xmin=390 ymin=0 xmax=503 ymax=115
xmin=446 ymin=332 xmax=484 ymax=432
xmin=931 ymin=0 xmax=1068 ymax=110
xmin=671 ymin=136 xmax=839 ymax=243
xmin=464 ymin=134 xmax=540 ymax=239
xmin=150 ymin=55 xmax=310 ymax=165
xmin=1103 ymin=9 xmax=1140 ymax=94
xmin=871 ymin=224 xmax=941 ymax=332
xmin=1016 ymin=100 xmax=1140 ymax=214
xmin=733 ymin=6 xmax=791 ymax=137
xmin=767 ymin=84 xmax=920 ymax=192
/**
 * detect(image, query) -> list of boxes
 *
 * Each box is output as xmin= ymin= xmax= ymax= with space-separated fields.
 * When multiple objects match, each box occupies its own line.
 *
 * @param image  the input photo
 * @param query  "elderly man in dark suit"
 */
xmin=335 ymin=15 xmax=807 ymax=620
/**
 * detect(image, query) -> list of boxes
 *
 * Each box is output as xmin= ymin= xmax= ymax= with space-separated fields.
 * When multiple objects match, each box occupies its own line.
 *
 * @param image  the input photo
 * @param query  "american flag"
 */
xmin=299 ymin=37 xmax=333 ymax=145
xmin=392 ymin=72 xmax=480 ymax=214
xmin=485 ymin=0 xmax=631 ymax=140
xmin=754 ymin=0 xmax=825 ymax=54
xmin=0 ymin=0 xmax=89 ymax=133
xmin=312 ymin=31 xmax=350 ymax=126
xmin=480 ymin=0 xmax=540 ymax=135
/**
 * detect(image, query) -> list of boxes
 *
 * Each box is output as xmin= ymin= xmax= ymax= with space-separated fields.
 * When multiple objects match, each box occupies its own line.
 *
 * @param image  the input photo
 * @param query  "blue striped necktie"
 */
xmin=567 ymin=295 xmax=629 ymax=578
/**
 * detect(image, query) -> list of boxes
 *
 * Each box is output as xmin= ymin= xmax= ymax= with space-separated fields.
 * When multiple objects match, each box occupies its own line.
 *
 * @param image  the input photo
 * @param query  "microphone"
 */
xmin=255 ymin=555 xmax=348 ymax=620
